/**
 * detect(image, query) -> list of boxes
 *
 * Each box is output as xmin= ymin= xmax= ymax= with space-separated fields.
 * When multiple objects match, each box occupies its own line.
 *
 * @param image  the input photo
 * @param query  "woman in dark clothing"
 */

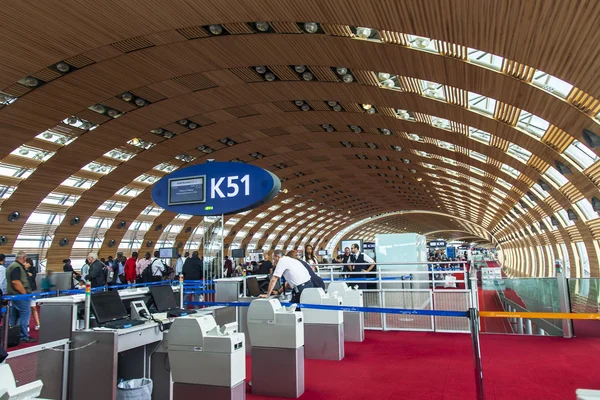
xmin=63 ymin=259 xmax=77 ymax=289
xmin=25 ymin=258 xmax=40 ymax=330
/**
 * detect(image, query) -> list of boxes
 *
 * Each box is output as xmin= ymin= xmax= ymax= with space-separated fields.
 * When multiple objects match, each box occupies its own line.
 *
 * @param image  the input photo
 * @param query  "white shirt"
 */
xmin=175 ymin=257 xmax=184 ymax=275
xmin=0 ymin=264 xmax=6 ymax=294
xmin=273 ymin=256 xmax=311 ymax=288
xmin=150 ymin=259 xmax=164 ymax=276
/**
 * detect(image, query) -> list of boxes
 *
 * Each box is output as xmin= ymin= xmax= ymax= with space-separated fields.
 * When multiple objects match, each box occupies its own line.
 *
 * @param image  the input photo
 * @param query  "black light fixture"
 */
xmin=151 ymin=128 xmax=176 ymax=139
xmin=592 ymin=197 xmax=600 ymax=212
xmin=118 ymin=220 xmax=127 ymax=229
xmin=550 ymin=216 xmax=560 ymax=226
xmin=254 ymin=66 xmax=277 ymax=82
xmin=70 ymin=217 xmax=80 ymax=226
xmin=108 ymin=240 xmax=116 ymax=247
xmin=0 ymin=236 xmax=7 ymax=246
xmin=185 ymin=226 xmax=192 ymax=233
xmin=540 ymin=222 xmax=547 ymax=230
xmin=146 ymin=240 xmax=153 ymax=247
xmin=59 ymin=238 xmax=69 ymax=246
xmin=527 ymin=192 xmax=537 ymax=202
xmin=539 ymin=180 xmax=551 ymax=191
xmin=567 ymin=209 xmax=578 ymax=221
xmin=155 ymin=224 xmax=163 ymax=231
xmin=120 ymin=92 xmax=150 ymax=107
xmin=582 ymin=129 xmax=600 ymax=148
xmin=7 ymin=211 xmax=20 ymax=222
xmin=555 ymin=161 xmax=572 ymax=175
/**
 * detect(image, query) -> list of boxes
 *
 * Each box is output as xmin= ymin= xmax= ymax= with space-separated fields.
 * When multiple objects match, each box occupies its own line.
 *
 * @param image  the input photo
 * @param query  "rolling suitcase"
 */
xmin=6 ymin=326 xmax=20 ymax=347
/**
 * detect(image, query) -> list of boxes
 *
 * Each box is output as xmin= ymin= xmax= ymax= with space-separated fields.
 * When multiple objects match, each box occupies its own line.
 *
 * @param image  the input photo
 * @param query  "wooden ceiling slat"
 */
xmin=268 ymin=65 xmax=300 ymax=81
xmin=321 ymin=24 xmax=353 ymax=37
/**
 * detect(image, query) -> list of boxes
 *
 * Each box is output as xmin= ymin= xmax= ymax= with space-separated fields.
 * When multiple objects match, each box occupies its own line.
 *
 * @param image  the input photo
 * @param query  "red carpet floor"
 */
xmin=246 ymin=330 xmax=600 ymax=400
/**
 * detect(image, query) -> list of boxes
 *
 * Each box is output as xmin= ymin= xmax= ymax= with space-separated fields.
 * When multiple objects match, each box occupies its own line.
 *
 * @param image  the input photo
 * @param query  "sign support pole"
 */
xmin=221 ymin=213 xmax=225 ymax=279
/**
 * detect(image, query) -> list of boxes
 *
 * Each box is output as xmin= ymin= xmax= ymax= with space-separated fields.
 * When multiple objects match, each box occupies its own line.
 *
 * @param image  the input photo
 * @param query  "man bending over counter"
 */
xmin=260 ymin=249 xmax=312 ymax=303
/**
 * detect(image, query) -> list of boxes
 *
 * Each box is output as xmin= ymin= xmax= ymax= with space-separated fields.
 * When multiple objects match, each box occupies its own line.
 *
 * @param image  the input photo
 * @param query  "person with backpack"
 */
xmin=287 ymin=251 xmax=325 ymax=290
xmin=143 ymin=251 xmax=165 ymax=283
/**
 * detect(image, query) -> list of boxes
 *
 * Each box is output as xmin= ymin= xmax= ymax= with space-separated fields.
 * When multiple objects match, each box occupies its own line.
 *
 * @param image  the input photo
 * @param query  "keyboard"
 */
xmin=167 ymin=308 xmax=197 ymax=318
xmin=102 ymin=319 xmax=146 ymax=330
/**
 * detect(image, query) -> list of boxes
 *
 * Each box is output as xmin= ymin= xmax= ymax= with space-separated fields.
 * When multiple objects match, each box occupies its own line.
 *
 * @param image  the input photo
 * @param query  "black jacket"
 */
xmin=182 ymin=256 xmax=203 ymax=281
xmin=86 ymin=260 xmax=106 ymax=287
xmin=257 ymin=260 xmax=273 ymax=275
xmin=298 ymin=259 xmax=325 ymax=289
xmin=26 ymin=266 xmax=37 ymax=291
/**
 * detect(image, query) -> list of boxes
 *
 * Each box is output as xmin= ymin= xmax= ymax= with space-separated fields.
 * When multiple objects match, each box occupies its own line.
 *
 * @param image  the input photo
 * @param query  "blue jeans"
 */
xmin=10 ymin=300 xmax=31 ymax=339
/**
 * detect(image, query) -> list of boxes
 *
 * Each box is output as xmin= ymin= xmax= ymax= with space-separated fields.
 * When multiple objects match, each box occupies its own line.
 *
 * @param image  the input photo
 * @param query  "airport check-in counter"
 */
xmin=328 ymin=282 xmax=365 ymax=342
xmin=168 ymin=315 xmax=246 ymax=400
xmin=38 ymin=286 xmax=181 ymax=344
xmin=247 ymin=299 xmax=305 ymax=398
xmin=300 ymin=288 xmax=345 ymax=360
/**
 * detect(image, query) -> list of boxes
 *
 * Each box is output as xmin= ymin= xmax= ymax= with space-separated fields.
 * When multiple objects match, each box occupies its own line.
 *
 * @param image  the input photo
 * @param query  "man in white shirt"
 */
xmin=261 ymin=249 xmax=312 ymax=303
xmin=350 ymin=244 xmax=375 ymax=289
xmin=0 ymin=254 xmax=6 ymax=295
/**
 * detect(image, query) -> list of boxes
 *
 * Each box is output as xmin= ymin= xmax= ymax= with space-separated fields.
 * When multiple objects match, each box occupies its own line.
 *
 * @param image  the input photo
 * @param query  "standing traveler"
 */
xmin=84 ymin=252 xmax=106 ymax=288
xmin=124 ymin=252 xmax=138 ymax=284
xmin=182 ymin=252 xmax=204 ymax=306
xmin=350 ymin=244 xmax=375 ymax=290
xmin=6 ymin=251 xmax=36 ymax=342
xmin=262 ymin=250 xmax=312 ymax=303
xmin=0 ymin=254 xmax=6 ymax=296
xmin=24 ymin=258 xmax=40 ymax=330
xmin=304 ymin=245 xmax=319 ymax=273
xmin=174 ymin=254 xmax=184 ymax=276
xmin=147 ymin=251 xmax=166 ymax=282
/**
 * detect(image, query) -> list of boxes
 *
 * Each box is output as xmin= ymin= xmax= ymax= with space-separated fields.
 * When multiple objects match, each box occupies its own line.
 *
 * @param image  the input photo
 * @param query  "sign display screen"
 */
xmin=159 ymin=248 xmax=177 ymax=258
xmin=428 ymin=240 xmax=447 ymax=248
xmin=168 ymin=176 xmax=206 ymax=206
xmin=152 ymin=162 xmax=281 ymax=216
xmin=317 ymin=250 xmax=328 ymax=256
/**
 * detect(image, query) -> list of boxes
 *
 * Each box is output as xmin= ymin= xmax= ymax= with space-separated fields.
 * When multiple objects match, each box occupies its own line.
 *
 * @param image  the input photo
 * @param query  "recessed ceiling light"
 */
xmin=209 ymin=24 xmax=223 ymax=35
xmin=303 ymin=22 xmax=318 ymax=33
xmin=255 ymin=21 xmax=270 ymax=32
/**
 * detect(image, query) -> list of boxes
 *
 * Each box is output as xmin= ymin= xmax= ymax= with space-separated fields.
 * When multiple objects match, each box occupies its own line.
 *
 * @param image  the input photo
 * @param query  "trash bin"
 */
xmin=117 ymin=378 xmax=153 ymax=400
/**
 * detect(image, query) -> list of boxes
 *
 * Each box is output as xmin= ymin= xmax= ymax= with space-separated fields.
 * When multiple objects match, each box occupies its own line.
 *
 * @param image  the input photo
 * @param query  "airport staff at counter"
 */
xmin=261 ymin=250 xmax=313 ymax=303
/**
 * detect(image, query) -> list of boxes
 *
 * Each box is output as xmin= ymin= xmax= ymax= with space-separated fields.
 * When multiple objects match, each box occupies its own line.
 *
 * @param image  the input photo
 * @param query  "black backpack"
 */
xmin=141 ymin=264 xmax=154 ymax=283
xmin=299 ymin=260 xmax=325 ymax=290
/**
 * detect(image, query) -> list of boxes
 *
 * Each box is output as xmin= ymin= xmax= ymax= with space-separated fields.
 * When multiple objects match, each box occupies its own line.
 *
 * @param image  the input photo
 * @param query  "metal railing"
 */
xmin=5 ymin=338 xmax=69 ymax=400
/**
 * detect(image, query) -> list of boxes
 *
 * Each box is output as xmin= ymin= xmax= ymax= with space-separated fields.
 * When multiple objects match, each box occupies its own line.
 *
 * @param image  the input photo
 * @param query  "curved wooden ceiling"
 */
xmin=1 ymin=1 xmax=600 ymax=276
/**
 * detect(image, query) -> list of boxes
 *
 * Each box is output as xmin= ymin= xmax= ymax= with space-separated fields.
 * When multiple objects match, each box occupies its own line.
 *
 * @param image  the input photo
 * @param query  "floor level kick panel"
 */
xmin=173 ymin=380 xmax=246 ymax=400
xmin=304 ymin=323 xmax=344 ymax=360
xmin=252 ymin=346 xmax=305 ymax=398
xmin=344 ymin=311 xmax=365 ymax=342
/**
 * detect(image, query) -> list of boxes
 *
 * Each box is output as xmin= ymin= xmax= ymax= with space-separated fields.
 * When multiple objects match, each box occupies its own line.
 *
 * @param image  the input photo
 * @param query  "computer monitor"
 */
xmin=90 ymin=291 xmax=128 ymax=324
xmin=231 ymin=248 xmax=245 ymax=258
xmin=149 ymin=285 xmax=179 ymax=312
xmin=246 ymin=277 xmax=261 ymax=297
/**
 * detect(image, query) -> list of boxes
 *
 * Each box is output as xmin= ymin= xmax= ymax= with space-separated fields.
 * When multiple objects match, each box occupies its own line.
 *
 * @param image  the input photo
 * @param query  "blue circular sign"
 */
xmin=151 ymin=162 xmax=281 ymax=216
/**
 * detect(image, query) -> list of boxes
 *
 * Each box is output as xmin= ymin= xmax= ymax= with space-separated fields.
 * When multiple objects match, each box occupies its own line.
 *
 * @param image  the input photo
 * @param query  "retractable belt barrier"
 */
xmin=184 ymin=301 xmax=469 ymax=318
xmin=480 ymin=311 xmax=600 ymax=320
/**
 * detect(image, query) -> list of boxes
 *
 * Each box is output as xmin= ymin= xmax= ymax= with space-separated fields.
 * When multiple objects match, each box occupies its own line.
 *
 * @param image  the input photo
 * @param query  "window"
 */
xmin=544 ymin=167 xmax=568 ymax=187
xmin=564 ymin=140 xmax=599 ymax=170
xmin=469 ymin=128 xmax=491 ymax=144
xmin=467 ymin=49 xmax=503 ymax=70
xmin=507 ymin=144 xmax=532 ymax=163
xmin=468 ymin=92 xmax=496 ymax=115
xmin=531 ymin=70 xmax=573 ymax=99
xmin=575 ymin=242 xmax=590 ymax=278
xmin=517 ymin=111 xmax=550 ymax=138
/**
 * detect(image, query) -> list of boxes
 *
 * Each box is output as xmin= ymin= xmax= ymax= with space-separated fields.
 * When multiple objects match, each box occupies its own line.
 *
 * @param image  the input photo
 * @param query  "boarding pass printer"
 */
xmin=248 ymin=299 xmax=305 ymax=398
xmin=328 ymin=282 xmax=364 ymax=342
xmin=300 ymin=288 xmax=345 ymax=360
xmin=168 ymin=315 xmax=245 ymax=400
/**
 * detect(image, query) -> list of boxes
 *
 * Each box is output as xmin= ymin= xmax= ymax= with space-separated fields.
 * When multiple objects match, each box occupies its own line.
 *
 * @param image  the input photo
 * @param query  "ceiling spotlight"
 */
xmin=188 ymin=122 xmax=198 ymax=129
xmin=264 ymin=72 xmax=276 ymax=81
xmin=294 ymin=100 xmax=305 ymax=106
xmin=178 ymin=119 xmax=188 ymax=125
xmin=414 ymin=37 xmax=430 ymax=48
xmin=152 ymin=128 xmax=164 ymax=135
xmin=21 ymin=77 xmax=39 ymax=87
xmin=301 ymin=103 xmax=311 ymax=111
xmin=56 ymin=62 xmax=70 ymax=73
xmin=378 ymin=72 xmax=391 ymax=81
xmin=302 ymin=71 xmax=313 ymax=81
xmin=43 ymin=132 xmax=53 ymax=139
xmin=255 ymin=66 xmax=267 ymax=74
xmin=304 ymin=22 xmax=319 ymax=33
xmin=209 ymin=24 xmax=223 ymax=35
xmin=381 ymin=128 xmax=391 ymax=135
xmin=256 ymin=21 xmax=270 ymax=32
xmin=227 ymin=140 xmax=235 ymax=146
xmin=92 ymin=104 xmax=105 ymax=113
xmin=355 ymin=27 xmax=372 ymax=39
xmin=362 ymin=104 xmax=372 ymax=110
xmin=134 ymin=98 xmax=146 ymax=107
xmin=327 ymin=101 xmax=338 ymax=107
xmin=80 ymin=122 xmax=92 ymax=130
xmin=382 ymin=79 xmax=395 ymax=88
xmin=164 ymin=131 xmax=174 ymax=139
xmin=281 ymin=188 xmax=289 ymax=194
xmin=367 ymin=108 xmax=376 ymax=114
xmin=333 ymin=104 xmax=342 ymax=111
xmin=417 ymin=177 xmax=423 ymax=181
xmin=67 ymin=116 xmax=79 ymax=125
xmin=342 ymin=74 xmax=354 ymax=83
xmin=19 ymin=148 xmax=29 ymax=156
xmin=220 ymin=138 xmax=228 ymax=143
xmin=294 ymin=65 xmax=306 ymax=73
xmin=107 ymin=109 xmax=119 ymax=117
xmin=336 ymin=67 xmax=348 ymax=75
xmin=121 ymin=92 xmax=133 ymax=101
xmin=403 ymin=159 xmax=410 ymax=163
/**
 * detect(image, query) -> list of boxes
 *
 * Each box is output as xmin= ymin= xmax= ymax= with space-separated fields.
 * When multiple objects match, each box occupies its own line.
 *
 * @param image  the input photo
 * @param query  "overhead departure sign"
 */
xmin=428 ymin=240 xmax=447 ymax=248
xmin=152 ymin=162 xmax=281 ymax=216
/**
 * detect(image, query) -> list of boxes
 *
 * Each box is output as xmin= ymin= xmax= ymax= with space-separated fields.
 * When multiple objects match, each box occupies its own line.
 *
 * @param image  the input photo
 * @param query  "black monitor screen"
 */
xmin=91 ymin=291 xmax=128 ymax=324
xmin=150 ymin=285 xmax=178 ymax=312
xmin=231 ymin=248 xmax=245 ymax=258
xmin=168 ymin=176 xmax=206 ymax=206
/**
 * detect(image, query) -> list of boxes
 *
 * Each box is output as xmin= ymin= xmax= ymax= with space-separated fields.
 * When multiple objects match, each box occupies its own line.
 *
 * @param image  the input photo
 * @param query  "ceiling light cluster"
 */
xmin=0 ymin=91 xmax=17 ymax=106
xmin=301 ymin=22 xmax=320 ymax=34
xmin=274 ymin=163 xmax=287 ymax=169
xmin=175 ymin=154 xmax=196 ymax=163
xmin=18 ymin=76 xmax=43 ymax=88
xmin=321 ymin=124 xmax=335 ymax=132
xmin=86 ymin=162 xmax=113 ymax=174
xmin=293 ymin=65 xmax=314 ymax=81
xmin=128 ymin=138 xmax=154 ymax=149
xmin=391 ymin=145 xmax=403 ymax=152
xmin=334 ymin=67 xmax=354 ymax=83
xmin=250 ymin=152 xmax=265 ymax=159
xmin=63 ymin=116 xmax=96 ymax=131
xmin=341 ymin=141 xmax=354 ymax=148
xmin=219 ymin=137 xmax=236 ymax=147
xmin=253 ymin=21 xmax=271 ymax=32
xmin=15 ymin=146 xmax=50 ymax=161
xmin=151 ymin=128 xmax=176 ymax=139
xmin=255 ymin=66 xmax=277 ymax=82
xmin=106 ymin=150 xmax=133 ymax=161
xmin=196 ymin=145 xmax=214 ymax=154
xmin=207 ymin=24 xmax=226 ymax=35
xmin=38 ymin=130 xmax=71 ymax=145
xmin=294 ymin=100 xmax=311 ymax=111
xmin=349 ymin=125 xmax=363 ymax=133
xmin=230 ymin=158 xmax=245 ymax=163
xmin=327 ymin=101 xmax=343 ymax=112
xmin=90 ymin=103 xmax=123 ymax=118
xmin=120 ymin=92 xmax=150 ymax=107
xmin=177 ymin=118 xmax=199 ymax=130
xmin=362 ymin=104 xmax=377 ymax=114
